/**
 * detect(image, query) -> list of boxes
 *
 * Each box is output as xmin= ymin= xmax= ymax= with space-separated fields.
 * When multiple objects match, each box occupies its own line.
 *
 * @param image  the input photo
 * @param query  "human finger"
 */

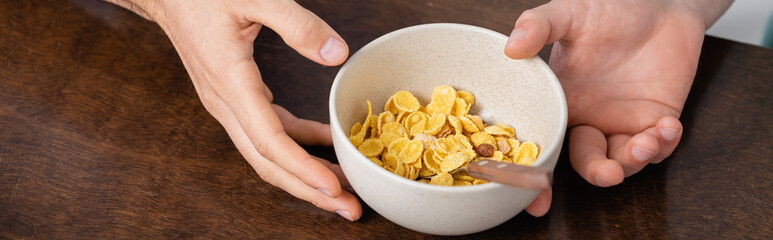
xmin=524 ymin=188 xmax=552 ymax=217
xmin=237 ymin=0 xmax=348 ymax=65
xmin=272 ymin=104 xmax=333 ymax=146
xmin=651 ymin=116 xmax=683 ymax=164
xmin=211 ymin=62 xmax=344 ymax=198
xmin=195 ymin=80 xmax=361 ymax=220
xmin=569 ymin=125 xmax=625 ymax=187
xmin=270 ymin=104 xmax=346 ymax=186
xmin=311 ymin=155 xmax=351 ymax=189
xmin=607 ymin=131 xmax=660 ymax=177
xmin=504 ymin=0 xmax=573 ymax=59
xmin=248 ymin=153 xmax=362 ymax=221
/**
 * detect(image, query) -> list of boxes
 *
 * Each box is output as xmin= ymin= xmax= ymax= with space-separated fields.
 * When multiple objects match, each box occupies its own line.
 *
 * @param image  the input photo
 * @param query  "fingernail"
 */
xmin=336 ymin=209 xmax=354 ymax=221
xmin=660 ymin=128 xmax=679 ymax=141
xmin=318 ymin=188 xmax=333 ymax=198
xmin=632 ymin=146 xmax=655 ymax=161
xmin=320 ymin=37 xmax=346 ymax=63
xmin=507 ymin=28 xmax=528 ymax=46
xmin=595 ymin=176 xmax=613 ymax=187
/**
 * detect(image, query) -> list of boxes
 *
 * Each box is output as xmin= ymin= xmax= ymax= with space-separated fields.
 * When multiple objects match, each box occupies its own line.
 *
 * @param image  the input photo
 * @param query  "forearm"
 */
xmin=677 ymin=0 xmax=734 ymax=29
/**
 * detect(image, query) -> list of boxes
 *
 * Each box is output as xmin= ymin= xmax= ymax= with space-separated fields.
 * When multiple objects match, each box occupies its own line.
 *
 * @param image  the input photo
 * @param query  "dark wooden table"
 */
xmin=2 ymin=0 xmax=772 ymax=239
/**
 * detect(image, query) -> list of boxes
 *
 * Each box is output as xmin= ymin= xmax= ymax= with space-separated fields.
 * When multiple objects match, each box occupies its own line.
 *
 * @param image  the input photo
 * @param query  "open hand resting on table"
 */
xmin=508 ymin=0 xmax=734 ymax=216
xmin=104 ymin=0 xmax=361 ymax=221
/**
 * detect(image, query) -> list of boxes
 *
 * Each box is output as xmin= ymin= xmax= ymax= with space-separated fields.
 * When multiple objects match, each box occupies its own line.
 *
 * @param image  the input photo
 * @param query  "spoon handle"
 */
xmin=467 ymin=160 xmax=552 ymax=190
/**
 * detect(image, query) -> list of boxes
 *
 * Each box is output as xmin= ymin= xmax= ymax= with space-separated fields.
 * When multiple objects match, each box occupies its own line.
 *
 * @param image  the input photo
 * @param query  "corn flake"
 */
xmin=491 ymin=151 xmax=504 ymax=161
xmin=358 ymin=138 xmax=384 ymax=157
xmin=376 ymin=112 xmax=394 ymax=136
xmin=468 ymin=115 xmax=485 ymax=131
xmin=426 ymin=86 xmax=456 ymax=116
xmin=419 ymin=167 xmax=435 ymax=178
xmin=424 ymin=113 xmax=446 ymax=135
xmin=397 ymin=140 xmax=423 ymax=164
xmin=395 ymin=111 xmax=408 ymax=124
xmin=409 ymin=119 xmax=427 ymax=137
xmin=440 ymin=151 xmax=471 ymax=172
xmin=383 ymin=152 xmax=398 ymax=171
xmin=496 ymin=123 xmax=515 ymax=137
xmin=423 ymin=149 xmax=442 ymax=173
xmin=349 ymin=135 xmax=364 ymax=148
xmin=388 ymin=137 xmax=410 ymax=153
xmin=452 ymin=134 xmax=473 ymax=152
xmin=406 ymin=165 xmax=417 ymax=179
xmin=393 ymin=162 xmax=406 ymax=178
xmin=384 ymin=97 xmax=400 ymax=115
xmin=368 ymin=157 xmax=383 ymax=166
xmin=411 ymin=157 xmax=423 ymax=169
xmin=451 ymin=98 xmax=469 ymax=117
xmin=517 ymin=157 xmax=537 ymax=166
xmin=484 ymin=125 xmax=513 ymax=138
xmin=456 ymin=90 xmax=475 ymax=106
xmin=430 ymin=172 xmax=454 ymax=186
xmin=471 ymin=132 xmax=497 ymax=148
xmin=447 ymin=115 xmax=462 ymax=134
xmin=452 ymin=171 xmax=476 ymax=182
xmin=404 ymin=112 xmax=428 ymax=130
xmin=453 ymin=180 xmax=472 ymax=186
xmin=507 ymin=138 xmax=521 ymax=157
xmin=350 ymin=122 xmax=362 ymax=137
xmin=392 ymin=91 xmax=421 ymax=112
xmin=459 ymin=115 xmax=480 ymax=133
xmin=433 ymin=138 xmax=453 ymax=155
xmin=513 ymin=142 xmax=539 ymax=165
xmin=472 ymin=179 xmax=488 ymax=185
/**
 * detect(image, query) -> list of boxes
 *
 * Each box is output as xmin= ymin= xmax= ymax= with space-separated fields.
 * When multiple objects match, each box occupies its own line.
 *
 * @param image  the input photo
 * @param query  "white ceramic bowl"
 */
xmin=329 ymin=23 xmax=567 ymax=235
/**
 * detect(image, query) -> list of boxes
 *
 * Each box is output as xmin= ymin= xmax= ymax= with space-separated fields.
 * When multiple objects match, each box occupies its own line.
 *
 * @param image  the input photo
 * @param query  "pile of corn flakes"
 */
xmin=349 ymin=86 xmax=539 ymax=186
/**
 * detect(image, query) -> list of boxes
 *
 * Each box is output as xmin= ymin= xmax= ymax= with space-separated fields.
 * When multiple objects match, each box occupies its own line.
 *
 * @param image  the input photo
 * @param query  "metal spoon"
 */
xmin=420 ymin=159 xmax=552 ymax=189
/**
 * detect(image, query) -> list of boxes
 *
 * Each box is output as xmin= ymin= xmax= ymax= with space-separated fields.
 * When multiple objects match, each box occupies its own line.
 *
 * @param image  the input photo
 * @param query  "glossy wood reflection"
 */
xmin=1 ymin=0 xmax=771 ymax=239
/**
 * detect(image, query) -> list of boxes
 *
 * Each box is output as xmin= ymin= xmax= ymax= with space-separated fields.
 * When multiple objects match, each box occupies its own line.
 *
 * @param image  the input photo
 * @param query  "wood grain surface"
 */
xmin=1 ymin=0 xmax=771 ymax=239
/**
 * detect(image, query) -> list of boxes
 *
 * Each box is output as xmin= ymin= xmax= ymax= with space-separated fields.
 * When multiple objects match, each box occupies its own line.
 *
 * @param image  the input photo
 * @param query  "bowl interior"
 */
xmin=332 ymin=23 xmax=565 ymax=170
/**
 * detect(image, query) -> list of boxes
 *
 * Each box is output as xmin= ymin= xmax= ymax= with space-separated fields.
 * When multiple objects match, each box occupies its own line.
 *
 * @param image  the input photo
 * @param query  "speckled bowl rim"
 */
xmin=329 ymin=23 xmax=567 ymax=193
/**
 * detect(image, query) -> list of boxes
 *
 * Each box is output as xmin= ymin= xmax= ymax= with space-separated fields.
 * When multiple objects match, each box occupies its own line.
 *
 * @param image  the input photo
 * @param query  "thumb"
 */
xmin=505 ymin=1 xmax=574 ymax=59
xmin=241 ymin=1 xmax=348 ymax=66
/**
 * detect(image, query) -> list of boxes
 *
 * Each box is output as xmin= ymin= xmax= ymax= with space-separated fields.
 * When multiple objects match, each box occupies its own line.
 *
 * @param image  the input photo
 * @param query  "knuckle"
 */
xmin=256 ymin=166 xmax=278 ymax=186
xmin=253 ymin=129 xmax=286 ymax=156
xmin=310 ymin=198 xmax=323 ymax=208
xmin=263 ymin=87 xmax=274 ymax=102
xmin=314 ymin=122 xmax=328 ymax=143
xmin=285 ymin=116 xmax=301 ymax=131
xmin=198 ymin=96 xmax=226 ymax=122
xmin=199 ymin=97 xmax=218 ymax=113
xmin=299 ymin=156 xmax=316 ymax=168
xmin=519 ymin=9 xmax=540 ymax=20
xmin=286 ymin=10 xmax=320 ymax=46
xmin=314 ymin=121 xmax=326 ymax=132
